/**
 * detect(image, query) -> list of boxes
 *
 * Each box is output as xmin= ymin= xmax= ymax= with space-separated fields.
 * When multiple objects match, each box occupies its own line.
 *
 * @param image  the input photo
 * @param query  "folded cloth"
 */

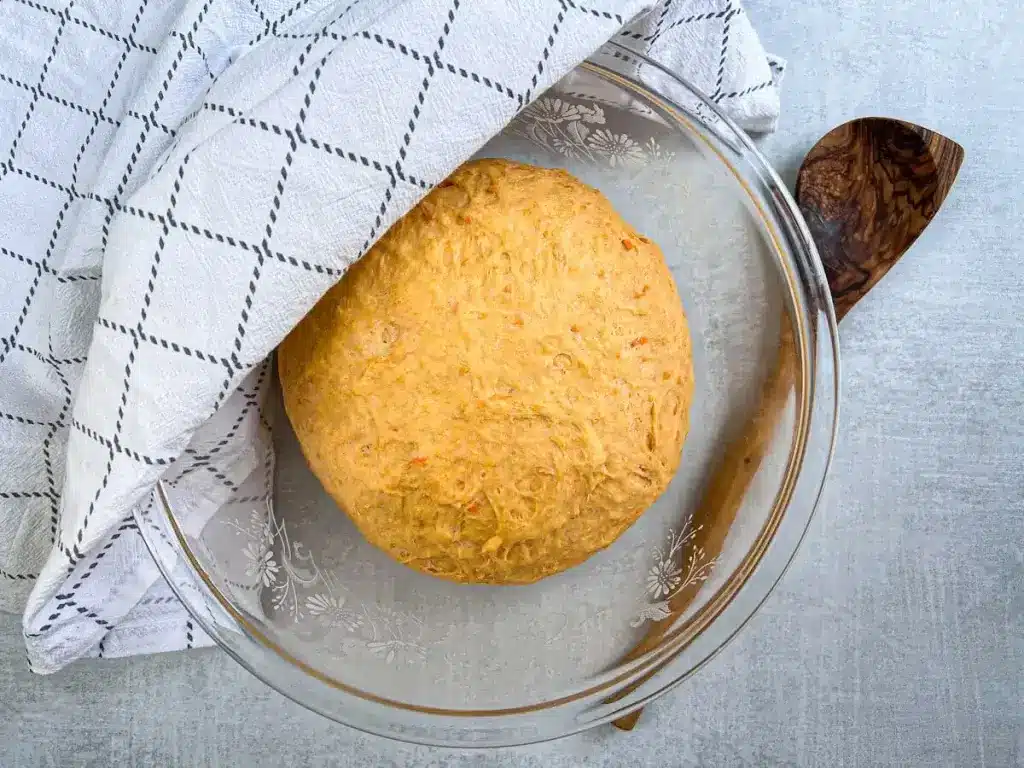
xmin=0 ymin=0 xmax=783 ymax=672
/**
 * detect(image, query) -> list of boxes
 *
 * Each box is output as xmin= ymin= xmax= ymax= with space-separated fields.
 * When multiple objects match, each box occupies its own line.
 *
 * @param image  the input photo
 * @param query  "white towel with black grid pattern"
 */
xmin=0 ymin=0 xmax=782 ymax=672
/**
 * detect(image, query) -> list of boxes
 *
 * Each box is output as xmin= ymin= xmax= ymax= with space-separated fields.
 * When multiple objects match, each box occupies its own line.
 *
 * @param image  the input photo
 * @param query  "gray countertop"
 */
xmin=3 ymin=0 xmax=1022 ymax=765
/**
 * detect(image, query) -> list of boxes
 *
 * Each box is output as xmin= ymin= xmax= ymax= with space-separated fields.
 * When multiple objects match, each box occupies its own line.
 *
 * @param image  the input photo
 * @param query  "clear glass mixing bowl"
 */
xmin=137 ymin=42 xmax=839 ymax=747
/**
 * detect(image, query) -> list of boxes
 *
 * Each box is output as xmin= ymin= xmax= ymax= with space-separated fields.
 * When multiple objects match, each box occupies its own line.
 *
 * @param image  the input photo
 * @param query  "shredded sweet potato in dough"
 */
xmin=279 ymin=158 xmax=694 ymax=584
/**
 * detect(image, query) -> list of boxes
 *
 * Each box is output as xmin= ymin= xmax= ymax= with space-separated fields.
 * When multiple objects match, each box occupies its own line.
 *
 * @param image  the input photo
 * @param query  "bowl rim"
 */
xmin=137 ymin=40 xmax=841 ymax=747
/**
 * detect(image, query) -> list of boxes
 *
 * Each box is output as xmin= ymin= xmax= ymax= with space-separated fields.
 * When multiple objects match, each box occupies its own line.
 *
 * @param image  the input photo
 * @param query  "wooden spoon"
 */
xmin=611 ymin=118 xmax=964 ymax=731
xmin=795 ymin=117 xmax=965 ymax=320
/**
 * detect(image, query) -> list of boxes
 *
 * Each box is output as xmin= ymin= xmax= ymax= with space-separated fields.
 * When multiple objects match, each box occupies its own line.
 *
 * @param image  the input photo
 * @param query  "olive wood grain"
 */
xmin=796 ymin=117 xmax=964 ymax=321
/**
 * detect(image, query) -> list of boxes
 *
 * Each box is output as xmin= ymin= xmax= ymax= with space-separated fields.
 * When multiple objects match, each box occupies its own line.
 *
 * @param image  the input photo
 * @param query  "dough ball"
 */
xmin=279 ymin=158 xmax=694 ymax=584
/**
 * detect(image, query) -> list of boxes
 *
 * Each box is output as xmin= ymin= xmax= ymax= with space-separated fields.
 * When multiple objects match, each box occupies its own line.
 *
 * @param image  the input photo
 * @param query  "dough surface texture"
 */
xmin=279 ymin=158 xmax=694 ymax=584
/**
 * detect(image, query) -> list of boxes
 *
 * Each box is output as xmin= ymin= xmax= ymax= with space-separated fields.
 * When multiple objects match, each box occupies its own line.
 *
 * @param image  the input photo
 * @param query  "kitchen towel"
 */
xmin=0 ymin=0 xmax=783 ymax=672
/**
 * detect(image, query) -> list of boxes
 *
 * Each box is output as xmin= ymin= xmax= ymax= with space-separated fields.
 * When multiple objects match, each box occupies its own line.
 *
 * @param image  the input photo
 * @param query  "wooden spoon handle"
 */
xmin=611 ymin=120 xmax=963 ymax=732
xmin=608 ymin=322 xmax=794 ymax=730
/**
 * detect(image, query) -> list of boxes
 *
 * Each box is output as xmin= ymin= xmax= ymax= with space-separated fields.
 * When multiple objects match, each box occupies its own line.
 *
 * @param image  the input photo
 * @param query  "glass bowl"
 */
xmin=137 ymin=42 xmax=839 ymax=747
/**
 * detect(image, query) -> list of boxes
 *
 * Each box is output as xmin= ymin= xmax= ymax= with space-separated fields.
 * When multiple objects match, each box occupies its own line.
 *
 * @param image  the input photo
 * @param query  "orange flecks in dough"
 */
xmin=278 ymin=158 xmax=694 ymax=585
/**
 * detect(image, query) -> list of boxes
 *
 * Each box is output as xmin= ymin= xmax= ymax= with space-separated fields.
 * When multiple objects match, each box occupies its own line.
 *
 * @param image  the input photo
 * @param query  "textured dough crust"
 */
xmin=279 ymin=158 xmax=694 ymax=584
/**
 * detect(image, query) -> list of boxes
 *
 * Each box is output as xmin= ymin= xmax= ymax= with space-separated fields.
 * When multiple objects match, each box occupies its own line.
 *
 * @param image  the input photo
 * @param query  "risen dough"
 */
xmin=279 ymin=158 xmax=694 ymax=584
